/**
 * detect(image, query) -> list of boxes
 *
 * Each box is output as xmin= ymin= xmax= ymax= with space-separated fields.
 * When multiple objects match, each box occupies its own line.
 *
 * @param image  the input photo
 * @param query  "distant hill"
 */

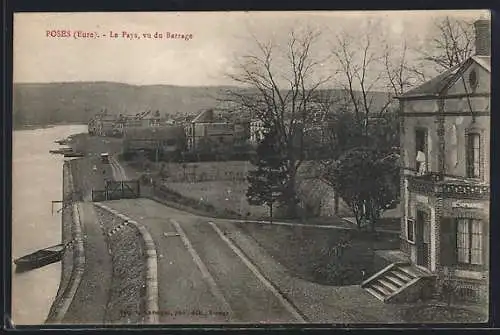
xmin=12 ymin=81 xmax=393 ymax=128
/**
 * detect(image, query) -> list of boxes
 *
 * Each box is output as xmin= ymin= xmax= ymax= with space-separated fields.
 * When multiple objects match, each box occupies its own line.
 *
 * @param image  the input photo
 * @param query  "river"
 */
xmin=11 ymin=125 xmax=88 ymax=325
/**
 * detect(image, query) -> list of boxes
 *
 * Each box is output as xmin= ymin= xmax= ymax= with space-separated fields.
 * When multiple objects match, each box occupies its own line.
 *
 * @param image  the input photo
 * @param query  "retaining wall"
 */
xmin=46 ymin=161 xmax=85 ymax=323
xmin=94 ymin=206 xmax=151 ymax=324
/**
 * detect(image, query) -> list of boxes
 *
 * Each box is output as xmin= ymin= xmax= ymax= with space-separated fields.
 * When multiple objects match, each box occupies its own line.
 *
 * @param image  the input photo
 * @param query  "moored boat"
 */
xmin=14 ymin=244 xmax=66 ymax=272
xmin=49 ymin=147 xmax=74 ymax=155
xmin=54 ymin=139 xmax=69 ymax=145
xmin=63 ymin=152 xmax=85 ymax=158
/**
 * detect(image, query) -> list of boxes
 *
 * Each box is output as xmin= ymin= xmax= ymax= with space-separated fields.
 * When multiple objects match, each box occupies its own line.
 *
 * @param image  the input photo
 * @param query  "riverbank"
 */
xmin=45 ymin=161 xmax=84 ymax=323
xmin=12 ymin=125 xmax=87 ymax=325
xmin=46 ymin=137 xmax=150 ymax=324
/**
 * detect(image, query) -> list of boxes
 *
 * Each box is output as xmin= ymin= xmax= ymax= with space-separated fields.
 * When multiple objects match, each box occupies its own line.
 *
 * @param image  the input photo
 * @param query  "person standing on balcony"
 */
xmin=416 ymin=150 xmax=427 ymax=176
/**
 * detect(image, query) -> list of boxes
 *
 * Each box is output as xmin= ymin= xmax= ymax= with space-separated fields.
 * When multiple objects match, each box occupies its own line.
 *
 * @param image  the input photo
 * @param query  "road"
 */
xmin=70 ymin=135 xmax=305 ymax=323
xmin=107 ymin=153 xmax=302 ymax=322
xmin=65 ymin=133 xmax=415 ymax=324
xmin=103 ymin=198 xmax=304 ymax=324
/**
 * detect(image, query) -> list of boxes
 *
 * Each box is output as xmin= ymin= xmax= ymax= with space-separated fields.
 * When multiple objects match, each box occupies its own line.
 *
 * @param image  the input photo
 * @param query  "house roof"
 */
xmin=398 ymin=64 xmax=461 ymax=99
xmin=398 ymin=56 xmax=491 ymax=99
xmin=472 ymin=55 xmax=491 ymax=72
xmin=192 ymin=109 xmax=214 ymax=123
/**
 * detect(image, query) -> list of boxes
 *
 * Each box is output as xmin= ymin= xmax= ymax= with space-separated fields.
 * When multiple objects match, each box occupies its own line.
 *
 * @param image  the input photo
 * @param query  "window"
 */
xmin=466 ymin=133 xmax=481 ymax=178
xmin=407 ymin=219 xmax=415 ymax=242
xmin=450 ymin=124 xmax=459 ymax=167
xmin=415 ymin=129 xmax=428 ymax=175
xmin=456 ymin=218 xmax=483 ymax=265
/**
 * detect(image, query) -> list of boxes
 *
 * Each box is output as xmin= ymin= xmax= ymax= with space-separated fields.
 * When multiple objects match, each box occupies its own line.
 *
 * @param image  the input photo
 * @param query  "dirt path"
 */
xmin=62 ymin=201 xmax=112 ymax=323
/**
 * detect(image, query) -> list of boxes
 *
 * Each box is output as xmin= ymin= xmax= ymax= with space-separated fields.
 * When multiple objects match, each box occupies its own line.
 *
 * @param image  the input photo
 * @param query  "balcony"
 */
xmin=408 ymin=173 xmax=490 ymax=200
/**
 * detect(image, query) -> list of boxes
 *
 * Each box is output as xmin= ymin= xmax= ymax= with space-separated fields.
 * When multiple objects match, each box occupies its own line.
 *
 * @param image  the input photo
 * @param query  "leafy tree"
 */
xmin=246 ymin=126 xmax=290 ymax=221
xmin=324 ymin=147 xmax=399 ymax=231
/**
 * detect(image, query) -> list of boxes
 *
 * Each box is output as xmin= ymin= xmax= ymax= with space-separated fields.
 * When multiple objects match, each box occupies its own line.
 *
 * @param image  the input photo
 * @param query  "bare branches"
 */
xmin=383 ymin=41 xmax=427 ymax=98
xmin=223 ymin=28 xmax=330 ymax=178
xmin=331 ymin=28 xmax=398 ymax=135
xmin=419 ymin=16 xmax=475 ymax=71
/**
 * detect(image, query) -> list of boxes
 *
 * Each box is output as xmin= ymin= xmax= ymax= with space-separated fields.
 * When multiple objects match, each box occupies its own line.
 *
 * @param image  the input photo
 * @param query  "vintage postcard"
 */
xmin=11 ymin=10 xmax=490 ymax=326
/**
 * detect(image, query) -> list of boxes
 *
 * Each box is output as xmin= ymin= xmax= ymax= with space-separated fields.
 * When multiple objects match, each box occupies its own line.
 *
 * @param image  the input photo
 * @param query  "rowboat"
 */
xmin=49 ymin=147 xmax=74 ymax=155
xmin=14 ymin=244 xmax=66 ymax=272
xmin=63 ymin=152 xmax=85 ymax=158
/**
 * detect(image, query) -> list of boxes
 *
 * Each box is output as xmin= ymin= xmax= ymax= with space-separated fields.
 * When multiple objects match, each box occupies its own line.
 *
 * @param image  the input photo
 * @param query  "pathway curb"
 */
xmin=47 ymin=162 xmax=86 ymax=323
xmin=94 ymin=203 xmax=159 ymax=324
xmin=147 ymin=195 xmax=400 ymax=234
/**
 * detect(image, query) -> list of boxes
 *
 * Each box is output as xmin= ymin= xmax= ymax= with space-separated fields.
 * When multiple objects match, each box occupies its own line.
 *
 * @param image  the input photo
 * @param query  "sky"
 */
xmin=14 ymin=10 xmax=489 ymax=87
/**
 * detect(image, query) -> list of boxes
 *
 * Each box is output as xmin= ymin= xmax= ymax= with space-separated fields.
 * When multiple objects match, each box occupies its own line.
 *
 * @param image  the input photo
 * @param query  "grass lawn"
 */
xmin=166 ymin=181 xmax=269 ymax=218
xmin=234 ymin=221 xmax=400 ymax=286
xmin=164 ymin=179 xmax=357 ymax=222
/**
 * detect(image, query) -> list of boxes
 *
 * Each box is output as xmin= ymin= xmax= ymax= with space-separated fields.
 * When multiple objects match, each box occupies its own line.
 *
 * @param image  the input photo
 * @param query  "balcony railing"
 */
xmin=408 ymin=173 xmax=490 ymax=200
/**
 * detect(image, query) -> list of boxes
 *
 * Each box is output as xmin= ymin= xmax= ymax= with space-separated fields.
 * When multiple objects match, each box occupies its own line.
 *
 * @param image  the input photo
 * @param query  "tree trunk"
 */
xmin=283 ymin=168 xmax=298 ymax=218
xmin=269 ymin=203 xmax=273 ymax=223
xmin=334 ymin=192 xmax=339 ymax=214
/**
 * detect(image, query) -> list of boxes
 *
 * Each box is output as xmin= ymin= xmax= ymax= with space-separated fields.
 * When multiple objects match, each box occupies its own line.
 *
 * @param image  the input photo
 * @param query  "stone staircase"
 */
xmin=361 ymin=262 xmax=436 ymax=303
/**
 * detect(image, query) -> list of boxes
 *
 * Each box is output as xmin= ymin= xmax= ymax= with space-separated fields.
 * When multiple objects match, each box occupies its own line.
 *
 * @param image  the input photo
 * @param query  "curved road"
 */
xmin=106 ymin=153 xmax=304 ymax=323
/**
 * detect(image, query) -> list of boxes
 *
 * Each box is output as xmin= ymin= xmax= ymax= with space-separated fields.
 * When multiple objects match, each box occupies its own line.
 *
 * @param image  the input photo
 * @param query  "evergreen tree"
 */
xmin=246 ymin=126 xmax=288 ymax=222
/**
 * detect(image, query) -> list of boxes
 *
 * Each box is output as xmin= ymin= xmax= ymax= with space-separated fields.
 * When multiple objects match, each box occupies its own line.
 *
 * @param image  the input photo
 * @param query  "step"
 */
xmin=365 ymin=287 xmax=386 ymax=302
xmin=398 ymin=266 xmax=420 ymax=279
xmin=385 ymin=274 xmax=405 ymax=287
xmin=391 ymin=269 xmax=412 ymax=283
xmin=370 ymin=283 xmax=392 ymax=297
xmin=378 ymin=278 xmax=399 ymax=292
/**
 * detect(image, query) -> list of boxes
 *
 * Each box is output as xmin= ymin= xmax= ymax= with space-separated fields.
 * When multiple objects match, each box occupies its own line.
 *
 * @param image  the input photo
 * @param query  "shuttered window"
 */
xmin=456 ymin=218 xmax=483 ymax=265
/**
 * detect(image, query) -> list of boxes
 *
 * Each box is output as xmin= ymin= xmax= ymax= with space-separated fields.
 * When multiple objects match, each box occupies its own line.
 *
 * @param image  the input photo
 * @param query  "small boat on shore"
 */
xmin=54 ymin=139 xmax=69 ymax=145
xmin=14 ymin=244 xmax=66 ymax=272
xmin=63 ymin=152 xmax=85 ymax=158
xmin=49 ymin=147 xmax=74 ymax=155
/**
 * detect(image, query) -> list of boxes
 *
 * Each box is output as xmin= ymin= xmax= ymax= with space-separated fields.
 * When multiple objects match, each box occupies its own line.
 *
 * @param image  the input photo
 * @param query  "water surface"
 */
xmin=12 ymin=125 xmax=87 ymax=325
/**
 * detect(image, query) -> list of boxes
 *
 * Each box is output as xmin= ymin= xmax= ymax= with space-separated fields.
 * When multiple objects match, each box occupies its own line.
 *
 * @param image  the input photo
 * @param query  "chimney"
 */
xmin=474 ymin=18 xmax=491 ymax=56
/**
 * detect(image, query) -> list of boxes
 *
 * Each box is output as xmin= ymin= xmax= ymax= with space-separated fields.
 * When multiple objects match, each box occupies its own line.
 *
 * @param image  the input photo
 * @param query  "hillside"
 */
xmin=12 ymin=82 xmax=234 ymax=128
xmin=12 ymin=81 xmax=393 ymax=128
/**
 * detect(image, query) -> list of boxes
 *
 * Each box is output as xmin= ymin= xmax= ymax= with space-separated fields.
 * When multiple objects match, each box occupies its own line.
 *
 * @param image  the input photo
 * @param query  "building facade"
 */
xmin=123 ymin=125 xmax=186 ymax=159
xmin=397 ymin=19 xmax=490 ymax=300
xmin=185 ymin=109 xmax=250 ymax=154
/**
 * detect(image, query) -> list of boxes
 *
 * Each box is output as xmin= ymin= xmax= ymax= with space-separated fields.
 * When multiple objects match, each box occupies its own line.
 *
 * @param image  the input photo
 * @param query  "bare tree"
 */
xmin=419 ymin=16 xmax=475 ymax=72
xmin=330 ymin=25 xmax=396 ymax=138
xmin=222 ymin=29 xmax=331 ymax=217
xmin=383 ymin=41 xmax=427 ymax=96
xmin=320 ymin=22 xmax=411 ymax=219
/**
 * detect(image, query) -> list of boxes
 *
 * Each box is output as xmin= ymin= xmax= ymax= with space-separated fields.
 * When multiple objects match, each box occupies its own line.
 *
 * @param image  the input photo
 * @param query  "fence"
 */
xmin=91 ymin=180 xmax=141 ymax=202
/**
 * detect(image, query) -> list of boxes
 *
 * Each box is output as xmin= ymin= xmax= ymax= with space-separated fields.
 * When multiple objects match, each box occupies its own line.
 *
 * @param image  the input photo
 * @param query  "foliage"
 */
xmin=246 ymin=126 xmax=290 ymax=220
xmin=325 ymin=146 xmax=399 ymax=231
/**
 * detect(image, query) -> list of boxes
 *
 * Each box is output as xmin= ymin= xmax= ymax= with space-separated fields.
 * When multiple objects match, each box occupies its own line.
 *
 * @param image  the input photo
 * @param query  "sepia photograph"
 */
xmin=11 ymin=10 xmax=490 ymax=326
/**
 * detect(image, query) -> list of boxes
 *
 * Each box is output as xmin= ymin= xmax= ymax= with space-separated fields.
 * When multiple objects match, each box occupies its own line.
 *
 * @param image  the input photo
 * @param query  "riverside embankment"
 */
xmin=46 ymin=134 xmax=152 ymax=324
xmin=12 ymin=125 xmax=86 ymax=325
